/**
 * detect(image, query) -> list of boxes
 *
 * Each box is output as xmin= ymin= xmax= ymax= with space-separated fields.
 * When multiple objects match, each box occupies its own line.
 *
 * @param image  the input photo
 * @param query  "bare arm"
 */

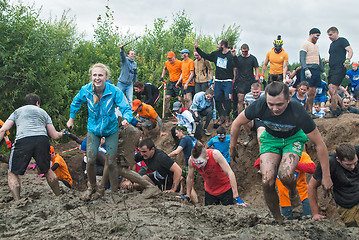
xmin=346 ymin=45 xmax=353 ymax=61
xmin=161 ymin=66 xmax=167 ymax=79
xmin=230 ymin=111 xmax=251 ymax=156
xmin=46 ymin=124 xmax=65 ymax=140
xmin=233 ymin=67 xmax=237 ymax=82
xmin=306 ymin=128 xmax=332 ymax=190
xmin=307 ymin=176 xmax=325 ymax=221
xmin=168 ymin=146 xmax=183 ymax=158
xmin=186 ymin=158 xmax=195 ymax=198
xmin=283 ymin=61 xmax=288 ymax=79
xmin=165 ymin=162 xmax=182 ymax=193
xmin=213 ymin=150 xmax=238 ymax=198
xmin=261 ymin=59 xmax=269 ymax=76
xmin=254 ymin=67 xmax=259 ymax=80
xmin=0 ymin=120 xmax=14 ymax=142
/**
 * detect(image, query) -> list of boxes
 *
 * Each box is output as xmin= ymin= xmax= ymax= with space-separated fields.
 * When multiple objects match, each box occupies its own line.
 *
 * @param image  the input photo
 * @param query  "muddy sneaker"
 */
xmin=290 ymin=193 xmax=303 ymax=219
xmin=141 ymin=186 xmax=161 ymax=199
xmin=203 ymin=128 xmax=211 ymax=136
xmin=92 ymin=186 xmax=105 ymax=200
xmin=81 ymin=186 xmax=96 ymax=201
xmin=324 ymin=111 xmax=336 ymax=119
xmin=243 ymin=134 xmax=253 ymax=146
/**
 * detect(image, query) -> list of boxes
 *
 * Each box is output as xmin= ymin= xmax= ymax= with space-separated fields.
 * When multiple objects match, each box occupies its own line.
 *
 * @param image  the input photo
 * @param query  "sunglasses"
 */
xmin=217 ymin=134 xmax=225 ymax=139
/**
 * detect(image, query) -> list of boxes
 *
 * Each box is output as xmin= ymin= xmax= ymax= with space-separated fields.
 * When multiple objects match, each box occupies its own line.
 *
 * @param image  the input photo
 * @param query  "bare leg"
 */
xmin=278 ymin=152 xmax=302 ymax=219
xmin=237 ymin=93 xmax=245 ymax=114
xmin=328 ymin=84 xmax=339 ymax=111
xmin=307 ymin=87 xmax=317 ymax=112
xmin=184 ymin=92 xmax=192 ymax=109
xmin=8 ymin=170 xmax=20 ymax=201
xmin=44 ymin=169 xmax=61 ymax=196
xmin=260 ymin=153 xmax=283 ymax=223
xmin=165 ymin=95 xmax=171 ymax=114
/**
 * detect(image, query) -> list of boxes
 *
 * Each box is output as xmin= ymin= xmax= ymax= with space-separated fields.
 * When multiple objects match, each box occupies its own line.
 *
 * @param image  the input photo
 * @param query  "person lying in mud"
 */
xmin=0 ymin=93 xmax=65 ymax=201
xmin=185 ymin=141 xmax=247 ymax=207
xmin=67 ymin=63 xmax=134 ymax=201
xmin=134 ymin=138 xmax=182 ymax=192
xmin=254 ymin=151 xmax=315 ymax=219
xmin=308 ymin=143 xmax=359 ymax=227
xmin=230 ymin=81 xmax=332 ymax=223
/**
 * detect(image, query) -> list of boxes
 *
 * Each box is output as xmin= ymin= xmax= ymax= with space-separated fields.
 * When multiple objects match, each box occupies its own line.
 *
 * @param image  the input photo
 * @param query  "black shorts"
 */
xmin=234 ymin=80 xmax=256 ymax=95
xmin=301 ymin=68 xmax=321 ymax=87
xmin=166 ymin=81 xmax=180 ymax=97
xmin=328 ymin=68 xmax=346 ymax=86
xmin=205 ymin=188 xmax=233 ymax=206
xmin=147 ymin=172 xmax=179 ymax=192
xmin=269 ymin=74 xmax=283 ymax=83
xmin=9 ymin=136 xmax=51 ymax=175
xmin=181 ymin=86 xmax=195 ymax=96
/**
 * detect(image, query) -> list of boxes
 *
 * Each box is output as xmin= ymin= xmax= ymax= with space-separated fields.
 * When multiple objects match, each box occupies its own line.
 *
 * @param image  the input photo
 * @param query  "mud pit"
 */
xmin=1 ymin=114 xmax=359 ymax=239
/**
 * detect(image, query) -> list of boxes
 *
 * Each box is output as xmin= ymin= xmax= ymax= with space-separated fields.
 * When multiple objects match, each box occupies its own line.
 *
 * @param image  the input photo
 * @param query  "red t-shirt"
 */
xmin=191 ymin=149 xmax=231 ymax=196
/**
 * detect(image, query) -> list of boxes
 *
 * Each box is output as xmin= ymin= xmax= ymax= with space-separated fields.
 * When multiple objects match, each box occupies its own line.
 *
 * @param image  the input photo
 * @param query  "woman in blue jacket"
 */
xmin=67 ymin=63 xmax=133 ymax=200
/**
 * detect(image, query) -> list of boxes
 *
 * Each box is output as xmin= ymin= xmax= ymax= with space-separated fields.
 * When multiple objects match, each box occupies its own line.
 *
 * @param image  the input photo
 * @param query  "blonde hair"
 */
xmin=89 ymin=63 xmax=110 ymax=105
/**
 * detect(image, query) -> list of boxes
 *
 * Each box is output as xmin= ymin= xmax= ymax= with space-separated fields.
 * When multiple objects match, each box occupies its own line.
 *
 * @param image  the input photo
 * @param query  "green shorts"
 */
xmin=182 ymin=165 xmax=197 ymax=180
xmin=259 ymin=130 xmax=308 ymax=157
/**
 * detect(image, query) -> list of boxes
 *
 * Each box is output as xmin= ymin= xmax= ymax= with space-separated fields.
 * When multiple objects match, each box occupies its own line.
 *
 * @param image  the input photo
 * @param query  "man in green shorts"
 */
xmin=229 ymin=81 xmax=332 ymax=223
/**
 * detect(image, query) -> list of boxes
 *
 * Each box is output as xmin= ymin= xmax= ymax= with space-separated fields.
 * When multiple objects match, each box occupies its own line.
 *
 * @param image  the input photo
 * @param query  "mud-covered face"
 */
xmin=139 ymin=145 xmax=155 ymax=160
xmin=266 ymin=93 xmax=290 ymax=116
xmin=91 ymin=67 xmax=107 ymax=89
xmin=337 ymin=155 xmax=358 ymax=171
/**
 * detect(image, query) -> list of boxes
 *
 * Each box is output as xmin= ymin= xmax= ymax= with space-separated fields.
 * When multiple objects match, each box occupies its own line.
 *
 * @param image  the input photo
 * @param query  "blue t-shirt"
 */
xmin=80 ymin=138 xmax=106 ymax=153
xmin=315 ymin=80 xmax=329 ymax=102
xmin=346 ymin=69 xmax=359 ymax=90
xmin=179 ymin=136 xmax=197 ymax=166
xmin=291 ymin=92 xmax=307 ymax=107
xmin=206 ymin=135 xmax=231 ymax=163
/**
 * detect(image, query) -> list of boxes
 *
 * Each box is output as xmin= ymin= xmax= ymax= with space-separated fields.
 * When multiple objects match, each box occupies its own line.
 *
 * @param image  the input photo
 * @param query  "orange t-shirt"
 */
xmin=165 ymin=59 xmax=182 ymax=82
xmin=181 ymin=58 xmax=195 ymax=86
xmin=51 ymin=153 xmax=73 ymax=187
xmin=276 ymin=152 xmax=313 ymax=207
xmin=0 ymin=119 xmax=10 ymax=136
xmin=138 ymin=103 xmax=158 ymax=122
xmin=266 ymin=48 xmax=289 ymax=74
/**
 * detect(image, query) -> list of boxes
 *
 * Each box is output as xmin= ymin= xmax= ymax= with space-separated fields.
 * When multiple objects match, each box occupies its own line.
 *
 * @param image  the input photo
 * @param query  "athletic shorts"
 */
xmin=301 ymin=68 xmax=321 ymax=87
xmin=166 ymin=81 xmax=180 ymax=97
xmin=214 ymin=80 xmax=232 ymax=101
xmin=259 ymin=129 xmax=308 ymax=157
xmin=205 ymin=188 xmax=233 ymax=206
xmin=314 ymin=95 xmax=328 ymax=103
xmin=328 ymin=68 xmax=346 ymax=87
xmin=147 ymin=172 xmax=179 ymax=192
xmin=9 ymin=135 xmax=51 ymax=175
xmin=195 ymin=82 xmax=209 ymax=94
xmin=181 ymin=85 xmax=195 ymax=96
xmin=337 ymin=204 xmax=359 ymax=227
xmin=234 ymin=80 xmax=256 ymax=95
xmin=269 ymin=74 xmax=283 ymax=83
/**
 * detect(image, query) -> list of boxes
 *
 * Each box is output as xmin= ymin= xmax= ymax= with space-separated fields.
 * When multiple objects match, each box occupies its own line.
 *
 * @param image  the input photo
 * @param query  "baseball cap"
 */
xmin=172 ymin=101 xmax=182 ymax=111
xmin=309 ymin=28 xmax=321 ymax=35
xmin=353 ymin=62 xmax=359 ymax=67
xmin=179 ymin=49 xmax=190 ymax=54
xmin=132 ymin=99 xmax=142 ymax=111
xmin=167 ymin=51 xmax=175 ymax=58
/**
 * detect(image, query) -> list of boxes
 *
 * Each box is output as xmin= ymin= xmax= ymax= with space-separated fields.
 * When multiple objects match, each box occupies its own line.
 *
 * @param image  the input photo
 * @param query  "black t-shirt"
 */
xmin=195 ymin=47 xmax=234 ymax=80
xmin=233 ymin=55 xmax=258 ymax=82
xmin=135 ymin=83 xmax=159 ymax=104
xmin=135 ymin=149 xmax=174 ymax=180
xmin=313 ymin=146 xmax=359 ymax=209
xmin=329 ymin=37 xmax=350 ymax=70
xmin=178 ymin=135 xmax=197 ymax=166
xmin=244 ymin=97 xmax=316 ymax=138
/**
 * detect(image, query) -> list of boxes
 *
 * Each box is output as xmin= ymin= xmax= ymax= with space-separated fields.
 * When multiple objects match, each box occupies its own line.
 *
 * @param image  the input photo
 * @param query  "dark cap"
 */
xmin=309 ymin=28 xmax=321 ymax=35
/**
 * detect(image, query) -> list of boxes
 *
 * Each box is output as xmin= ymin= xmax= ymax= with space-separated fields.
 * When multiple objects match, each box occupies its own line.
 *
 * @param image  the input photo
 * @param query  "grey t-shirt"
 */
xmin=8 ymin=105 xmax=53 ymax=140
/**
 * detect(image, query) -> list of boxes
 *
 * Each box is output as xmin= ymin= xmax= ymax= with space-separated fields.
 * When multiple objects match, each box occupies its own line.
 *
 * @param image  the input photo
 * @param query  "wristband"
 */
xmin=234 ymin=196 xmax=244 ymax=205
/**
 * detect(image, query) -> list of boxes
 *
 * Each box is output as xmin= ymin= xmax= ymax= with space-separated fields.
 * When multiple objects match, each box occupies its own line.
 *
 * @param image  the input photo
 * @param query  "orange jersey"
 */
xmin=51 ymin=153 xmax=73 ymax=187
xmin=165 ymin=59 xmax=182 ymax=82
xmin=181 ymin=58 xmax=195 ymax=86
xmin=137 ymin=103 xmax=158 ymax=122
xmin=266 ymin=48 xmax=288 ymax=74
xmin=276 ymin=152 xmax=313 ymax=207
xmin=0 ymin=119 xmax=10 ymax=136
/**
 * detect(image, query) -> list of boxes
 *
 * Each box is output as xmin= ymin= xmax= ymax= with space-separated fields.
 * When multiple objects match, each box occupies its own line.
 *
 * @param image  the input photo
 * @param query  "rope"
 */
xmin=60 ymin=146 xmax=80 ymax=154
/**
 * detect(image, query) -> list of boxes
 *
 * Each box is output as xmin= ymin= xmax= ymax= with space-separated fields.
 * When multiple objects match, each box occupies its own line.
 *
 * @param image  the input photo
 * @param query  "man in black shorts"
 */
xmin=326 ymin=27 xmax=353 ymax=117
xmin=0 ymin=94 xmax=65 ymax=201
xmin=135 ymin=138 xmax=182 ymax=192
xmin=232 ymin=44 xmax=260 ymax=115
xmin=229 ymin=82 xmax=333 ymax=223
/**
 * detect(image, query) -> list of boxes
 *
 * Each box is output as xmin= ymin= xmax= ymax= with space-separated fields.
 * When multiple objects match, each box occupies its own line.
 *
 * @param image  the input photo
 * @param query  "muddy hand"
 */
xmin=66 ymin=118 xmax=74 ymax=130
xmin=121 ymin=119 xmax=129 ymax=129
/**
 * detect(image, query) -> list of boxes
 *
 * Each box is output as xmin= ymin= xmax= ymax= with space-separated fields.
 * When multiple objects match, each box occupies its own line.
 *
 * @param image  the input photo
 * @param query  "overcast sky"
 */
xmin=21 ymin=0 xmax=359 ymax=65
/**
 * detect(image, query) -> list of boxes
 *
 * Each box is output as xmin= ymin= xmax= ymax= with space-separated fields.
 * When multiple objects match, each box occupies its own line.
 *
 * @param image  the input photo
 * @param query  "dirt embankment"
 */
xmin=0 ymin=114 xmax=359 ymax=239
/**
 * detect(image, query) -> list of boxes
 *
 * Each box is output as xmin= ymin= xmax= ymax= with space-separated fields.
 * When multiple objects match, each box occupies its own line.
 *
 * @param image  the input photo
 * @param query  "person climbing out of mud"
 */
xmin=230 ymin=81 xmax=332 ymax=223
xmin=206 ymin=126 xmax=231 ymax=165
xmin=135 ymin=138 xmax=182 ymax=193
xmin=185 ymin=141 xmax=247 ymax=206
xmin=254 ymin=151 xmax=315 ymax=220
xmin=0 ymin=93 xmax=65 ymax=201
xmin=67 ymin=63 xmax=134 ymax=201
xmin=308 ymin=143 xmax=359 ymax=227
xmin=168 ymin=125 xmax=198 ymax=203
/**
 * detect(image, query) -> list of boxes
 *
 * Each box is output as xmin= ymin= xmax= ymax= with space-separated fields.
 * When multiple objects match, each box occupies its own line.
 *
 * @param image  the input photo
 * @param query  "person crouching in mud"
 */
xmin=67 ymin=63 xmax=134 ymax=201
